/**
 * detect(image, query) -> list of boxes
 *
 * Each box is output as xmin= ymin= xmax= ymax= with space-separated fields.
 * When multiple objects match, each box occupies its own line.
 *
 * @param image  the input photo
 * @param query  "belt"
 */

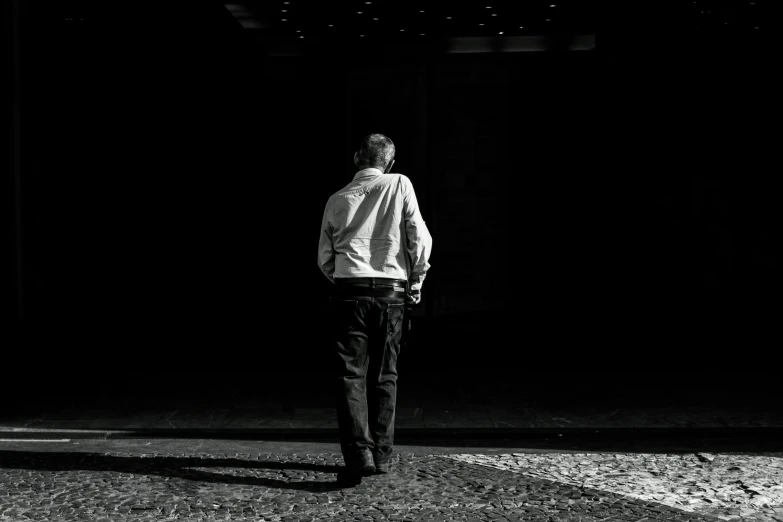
xmin=333 ymin=286 xmax=406 ymax=298
xmin=334 ymin=277 xmax=407 ymax=292
xmin=333 ymin=277 xmax=407 ymax=298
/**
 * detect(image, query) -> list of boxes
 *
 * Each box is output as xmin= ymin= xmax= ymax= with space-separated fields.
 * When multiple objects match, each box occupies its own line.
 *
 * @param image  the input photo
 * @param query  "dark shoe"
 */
xmin=372 ymin=454 xmax=392 ymax=474
xmin=347 ymin=448 xmax=375 ymax=477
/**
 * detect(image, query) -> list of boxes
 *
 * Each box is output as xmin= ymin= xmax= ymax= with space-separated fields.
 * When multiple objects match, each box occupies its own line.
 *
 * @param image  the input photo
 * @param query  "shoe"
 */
xmin=372 ymin=453 xmax=391 ymax=474
xmin=347 ymin=448 xmax=376 ymax=477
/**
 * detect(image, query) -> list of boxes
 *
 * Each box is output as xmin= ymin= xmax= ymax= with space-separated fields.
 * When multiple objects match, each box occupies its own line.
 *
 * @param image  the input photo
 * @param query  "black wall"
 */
xmin=10 ymin=2 xmax=777 ymax=390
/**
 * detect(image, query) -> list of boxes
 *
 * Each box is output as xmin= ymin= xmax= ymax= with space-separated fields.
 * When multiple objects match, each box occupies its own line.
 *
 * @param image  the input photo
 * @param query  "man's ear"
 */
xmin=354 ymin=152 xmax=360 ymax=168
xmin=385 ymin=159 xmax=395 ymax=174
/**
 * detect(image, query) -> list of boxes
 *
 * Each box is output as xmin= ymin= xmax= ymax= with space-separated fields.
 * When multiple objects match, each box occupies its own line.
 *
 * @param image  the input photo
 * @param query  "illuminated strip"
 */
xmin=0 ymin=428 xmax=131 ymax=434
xmin=0 ymin=439 xmax=71 ymax=442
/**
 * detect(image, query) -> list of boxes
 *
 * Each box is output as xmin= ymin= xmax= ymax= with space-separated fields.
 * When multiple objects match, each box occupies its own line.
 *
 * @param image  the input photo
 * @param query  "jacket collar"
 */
xmin=353 ymin=167 xmax=384 ymax=181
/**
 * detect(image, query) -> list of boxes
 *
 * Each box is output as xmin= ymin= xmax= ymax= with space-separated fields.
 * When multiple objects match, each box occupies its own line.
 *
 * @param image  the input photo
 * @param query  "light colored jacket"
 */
xmin=318 ymin=167 xmax=432 ymax=294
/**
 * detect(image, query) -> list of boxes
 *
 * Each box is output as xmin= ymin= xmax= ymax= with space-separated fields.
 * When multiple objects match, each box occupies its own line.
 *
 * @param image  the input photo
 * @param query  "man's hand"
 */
xmin=405 ymin=290 xmax=421 ymax=309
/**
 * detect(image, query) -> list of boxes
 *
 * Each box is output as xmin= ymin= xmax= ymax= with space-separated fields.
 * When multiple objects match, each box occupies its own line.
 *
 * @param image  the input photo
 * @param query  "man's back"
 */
xmin=318 ymin=167 xmax=432 ymax=293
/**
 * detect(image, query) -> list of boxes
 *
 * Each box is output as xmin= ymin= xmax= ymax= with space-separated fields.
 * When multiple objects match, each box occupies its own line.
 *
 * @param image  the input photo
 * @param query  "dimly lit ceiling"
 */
xmin=224 ymin=0 xmax=596 ymax=52
xmin=225 ymin=1 xmax=595 ymax=35
xmin=34 ymin=0 xmax=772 ymax=54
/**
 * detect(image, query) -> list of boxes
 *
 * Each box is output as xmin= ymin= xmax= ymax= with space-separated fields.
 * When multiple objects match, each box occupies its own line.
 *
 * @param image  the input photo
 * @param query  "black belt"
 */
xmin=333 ymin=286 xmax=406 ymax=298
xmin=333 ymin=277 xmax=407 ymax=298
xmin=334 ymin=277 xmax=407 ymax=291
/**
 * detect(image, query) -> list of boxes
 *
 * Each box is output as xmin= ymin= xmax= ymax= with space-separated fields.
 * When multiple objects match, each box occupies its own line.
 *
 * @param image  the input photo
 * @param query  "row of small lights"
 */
xmin=281 ymin=3 xmax=558 ymax=38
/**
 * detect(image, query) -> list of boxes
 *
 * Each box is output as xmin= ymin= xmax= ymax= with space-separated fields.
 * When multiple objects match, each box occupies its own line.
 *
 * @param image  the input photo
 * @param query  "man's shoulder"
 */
xmin=326 ymin=181 xmax=360 ymax=207
xmin=329 ymin=181 xmax=357 ymax=199
xmin=324 ymin=191 xmax=343 ymax=212
xmin=388 ymin=173 xmax=411 ymax=188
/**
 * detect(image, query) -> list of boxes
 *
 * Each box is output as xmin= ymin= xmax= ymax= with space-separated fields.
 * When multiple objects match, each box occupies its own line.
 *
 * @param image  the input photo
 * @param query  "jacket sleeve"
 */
xmin=317 ymin=200 xmax=336 ymax=283
xmin=402 ymin=177 xmax=432 ymax=293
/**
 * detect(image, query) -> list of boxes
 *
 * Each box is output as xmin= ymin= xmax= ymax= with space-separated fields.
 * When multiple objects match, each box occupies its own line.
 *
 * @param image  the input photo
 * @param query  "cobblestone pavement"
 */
xmin=0 ymin=447 xmax=756 ymax=522
xmin=448 ymin=453 xmax=783 ymax=522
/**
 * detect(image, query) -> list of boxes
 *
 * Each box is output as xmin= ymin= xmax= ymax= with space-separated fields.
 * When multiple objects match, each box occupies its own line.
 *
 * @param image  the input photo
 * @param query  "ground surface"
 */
xmin=1 ymin=439 xmax=781 ymax=521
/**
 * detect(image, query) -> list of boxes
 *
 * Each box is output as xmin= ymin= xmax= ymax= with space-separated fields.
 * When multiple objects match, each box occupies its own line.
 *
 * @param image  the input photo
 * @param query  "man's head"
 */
xmin=354 ymin=134 xmax=395 ymax=173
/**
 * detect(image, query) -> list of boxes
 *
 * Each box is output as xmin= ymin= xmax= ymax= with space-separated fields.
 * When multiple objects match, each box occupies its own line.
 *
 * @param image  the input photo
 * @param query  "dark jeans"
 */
xmin=329 ymin=293 xmax=409 ymax=465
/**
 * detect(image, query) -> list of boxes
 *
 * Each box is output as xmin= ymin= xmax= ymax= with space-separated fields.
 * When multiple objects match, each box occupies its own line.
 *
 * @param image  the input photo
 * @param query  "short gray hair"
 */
xmin=356 ymin=134 xmax=395 ymax=170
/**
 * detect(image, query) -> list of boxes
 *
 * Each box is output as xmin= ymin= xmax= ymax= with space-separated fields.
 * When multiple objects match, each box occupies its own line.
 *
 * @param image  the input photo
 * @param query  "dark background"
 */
xmin=5 ymin=1 xmax=779 ymax=400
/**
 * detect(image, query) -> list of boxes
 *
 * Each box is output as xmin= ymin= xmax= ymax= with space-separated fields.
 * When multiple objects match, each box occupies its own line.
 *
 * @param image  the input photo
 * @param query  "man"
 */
xmin=318 ymin=133 xmax=433 ymax=486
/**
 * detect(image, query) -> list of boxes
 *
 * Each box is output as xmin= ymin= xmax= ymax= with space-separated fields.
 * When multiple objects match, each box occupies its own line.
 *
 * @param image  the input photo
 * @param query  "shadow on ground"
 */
xmin=0 ymin=450 xmax=348 ymax=492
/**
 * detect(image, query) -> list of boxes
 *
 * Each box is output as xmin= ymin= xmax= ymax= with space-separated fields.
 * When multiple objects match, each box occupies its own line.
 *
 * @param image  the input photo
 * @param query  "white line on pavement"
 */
xmin=0 ymin=439 xmax=71 ymax=442
xmin=1 ymin=427 xmax=130 ymax=433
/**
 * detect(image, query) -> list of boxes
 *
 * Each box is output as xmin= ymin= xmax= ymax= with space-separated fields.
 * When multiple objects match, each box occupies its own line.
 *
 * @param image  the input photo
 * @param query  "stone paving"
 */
xmin=447 ymin=453 xmax=783 ymax=522
xmin=0 ymin=448 xmax=751 ymax=522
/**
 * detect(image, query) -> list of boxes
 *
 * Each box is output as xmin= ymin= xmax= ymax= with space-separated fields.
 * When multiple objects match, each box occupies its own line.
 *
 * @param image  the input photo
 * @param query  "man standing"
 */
xmin=318 ymin=134 xmax=433 ymax=486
